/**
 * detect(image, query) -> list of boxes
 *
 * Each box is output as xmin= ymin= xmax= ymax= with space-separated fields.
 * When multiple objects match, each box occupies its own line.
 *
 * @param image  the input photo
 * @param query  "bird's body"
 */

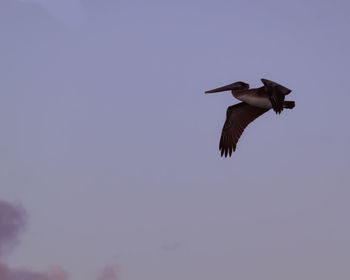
xmin=205 ymin=79 xmax=295 ymax=157
xmin=233 ymin=87 xmax=273 ymax=109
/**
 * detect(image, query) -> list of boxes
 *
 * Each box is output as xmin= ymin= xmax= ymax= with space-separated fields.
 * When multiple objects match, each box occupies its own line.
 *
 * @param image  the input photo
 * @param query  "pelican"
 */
xmin=205 ymin=78 xmax=295 ymax=157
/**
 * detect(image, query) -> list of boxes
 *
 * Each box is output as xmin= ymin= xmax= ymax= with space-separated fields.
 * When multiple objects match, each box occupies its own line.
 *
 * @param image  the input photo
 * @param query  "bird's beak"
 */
xmin=205 ymin=82 xmax=246 ymax=94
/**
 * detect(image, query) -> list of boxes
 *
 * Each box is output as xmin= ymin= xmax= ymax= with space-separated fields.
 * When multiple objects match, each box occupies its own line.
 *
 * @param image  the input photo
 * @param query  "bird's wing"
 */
xmin=219 ymin=102 xmax=269 ymax=157
xmin=261 ymin=78 xmax=292 ymax=114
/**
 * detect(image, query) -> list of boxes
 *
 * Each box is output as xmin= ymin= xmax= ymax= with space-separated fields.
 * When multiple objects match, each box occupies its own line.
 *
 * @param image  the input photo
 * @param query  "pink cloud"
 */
xmin=97 ymin=265 xmax=120 ymax=280
xmin=0 ymin=199 xmax=119 ymax=280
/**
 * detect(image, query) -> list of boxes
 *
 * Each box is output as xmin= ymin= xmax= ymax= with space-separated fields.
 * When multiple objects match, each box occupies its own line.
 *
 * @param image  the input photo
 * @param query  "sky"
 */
xmin=0 ymin=0 xmax=350 ymax=279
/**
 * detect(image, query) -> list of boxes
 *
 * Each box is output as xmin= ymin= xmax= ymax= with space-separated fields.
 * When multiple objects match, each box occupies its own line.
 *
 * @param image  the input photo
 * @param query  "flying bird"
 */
xmin=205 ymin=79 xmax=295 ymax=157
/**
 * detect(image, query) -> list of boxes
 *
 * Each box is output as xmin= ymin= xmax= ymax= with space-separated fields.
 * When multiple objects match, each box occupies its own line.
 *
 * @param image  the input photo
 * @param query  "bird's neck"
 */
xmin=232 ymin=89 xmax=249 ymax=98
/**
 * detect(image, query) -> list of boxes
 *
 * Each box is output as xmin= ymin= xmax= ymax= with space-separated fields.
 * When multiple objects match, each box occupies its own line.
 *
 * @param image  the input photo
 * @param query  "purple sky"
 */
xmin=1 ymin=0 xmax=350 ymax=279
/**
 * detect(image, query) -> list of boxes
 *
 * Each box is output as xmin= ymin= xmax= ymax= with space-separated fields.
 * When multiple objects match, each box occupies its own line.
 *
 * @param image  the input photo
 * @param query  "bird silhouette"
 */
xmin=205 ymin=79 xmax=295 ymax=157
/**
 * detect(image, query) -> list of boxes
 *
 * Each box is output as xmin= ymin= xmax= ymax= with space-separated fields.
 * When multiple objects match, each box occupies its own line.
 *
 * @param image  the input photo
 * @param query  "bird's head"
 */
xmin=205 ymin=81 xmax=249 ymax=94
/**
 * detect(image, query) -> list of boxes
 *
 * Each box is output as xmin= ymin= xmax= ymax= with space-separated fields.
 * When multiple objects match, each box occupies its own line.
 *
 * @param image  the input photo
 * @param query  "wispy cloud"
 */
xmin=0 ymin=264 xmax=69 ymax=280
xmin=0 ymin=201 xmax=26 ymax=258
xmin=97 ymin=265 xmax=119 ymax=280
xmin=0 ymin=200 xmax=119 ymax=280
xmin=0 ymin=200 xmax=69 ymax=280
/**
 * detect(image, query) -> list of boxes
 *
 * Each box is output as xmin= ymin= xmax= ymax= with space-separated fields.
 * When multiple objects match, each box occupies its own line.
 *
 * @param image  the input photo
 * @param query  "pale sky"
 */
xmin=19 ymin=0 xmax=85 ymax=26
xmin=1 ymin=0 xmax=350 ymax=279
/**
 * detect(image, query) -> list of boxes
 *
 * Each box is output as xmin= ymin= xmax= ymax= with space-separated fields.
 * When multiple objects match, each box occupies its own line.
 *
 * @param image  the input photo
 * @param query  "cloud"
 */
xmin=0 ymin=200 xmax=70 ymax=280
xmin=0 ymin=200 xmax=26 ymax=258
xmin=0 ymin=199 xmax=119 ymax=280
xmin=0 ymin=264 xmax=69 ymax=280
xmin=97 ymin=265 xmax=119 ymax=280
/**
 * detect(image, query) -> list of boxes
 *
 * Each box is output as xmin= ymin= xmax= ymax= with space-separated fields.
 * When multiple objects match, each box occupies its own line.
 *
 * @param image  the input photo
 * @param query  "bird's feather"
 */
xmin=261 ymin=79 xmax=292 ymax=114
xmin=219 ymin=102 xmax=269 ymax=157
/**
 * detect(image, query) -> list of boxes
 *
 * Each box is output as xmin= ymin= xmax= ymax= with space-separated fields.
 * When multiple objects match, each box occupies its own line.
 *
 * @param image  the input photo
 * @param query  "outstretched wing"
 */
xmin=219 ymin=102 xmax=269 ymax=157
xmin=261 ymin=78 xmax=292 ymax=114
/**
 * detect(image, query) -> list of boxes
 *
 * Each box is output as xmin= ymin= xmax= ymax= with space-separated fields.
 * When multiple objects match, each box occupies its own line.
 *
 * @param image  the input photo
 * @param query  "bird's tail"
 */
xmin=283 ymin=101 xmax=295 ymax=109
